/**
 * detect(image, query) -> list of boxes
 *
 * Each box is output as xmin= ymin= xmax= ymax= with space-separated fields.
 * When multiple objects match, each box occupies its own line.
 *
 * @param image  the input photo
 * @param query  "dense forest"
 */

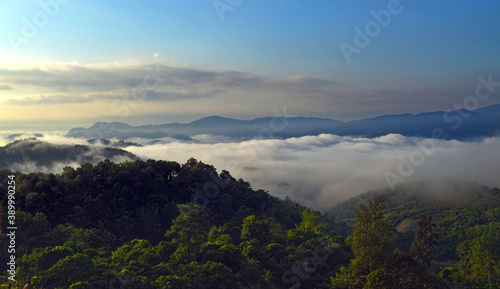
xmin=0 ymin=158 xmax=499 ymax=288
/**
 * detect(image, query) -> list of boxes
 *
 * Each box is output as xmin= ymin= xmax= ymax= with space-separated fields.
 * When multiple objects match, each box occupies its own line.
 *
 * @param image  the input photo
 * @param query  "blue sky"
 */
xmin=1 ymin=0 xmax=499 ymax=129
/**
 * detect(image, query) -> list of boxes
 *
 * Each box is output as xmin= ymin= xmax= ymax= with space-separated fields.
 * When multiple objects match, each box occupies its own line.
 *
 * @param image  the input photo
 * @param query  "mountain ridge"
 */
xmin=66 ymin=103 xmax=500 ymax=141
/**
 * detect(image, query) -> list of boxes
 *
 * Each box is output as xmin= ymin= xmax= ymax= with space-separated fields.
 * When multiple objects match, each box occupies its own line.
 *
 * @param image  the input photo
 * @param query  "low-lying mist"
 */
xmin=122 ymin=134 xmax=500 ymax=210
xmin=2 ymin=133 xmax=500 ymax=210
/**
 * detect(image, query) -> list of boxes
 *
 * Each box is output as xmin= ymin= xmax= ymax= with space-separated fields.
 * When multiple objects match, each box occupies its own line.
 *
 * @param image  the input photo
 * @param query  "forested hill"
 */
xmin=329 ymin=181 xmax=494 ymax=224
xmin=0 ymin=159 xmax=499 ymax=288
xmin=0 ymin=139 xmax=138 ymax=172
xmin=330 ymin=182 xmax=500 ymax=287
xmin=0 ymin=158 xmax=332 ymax=288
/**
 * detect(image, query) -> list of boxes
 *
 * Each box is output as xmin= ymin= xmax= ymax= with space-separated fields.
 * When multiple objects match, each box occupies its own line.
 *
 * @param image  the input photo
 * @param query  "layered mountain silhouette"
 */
xmin=66 ymin=104 xmax=500 ymax=141
xmin=66 ymin=116 xmax=342 ymax=140
xmin=312 ymin=104 xmax=500 ymax=140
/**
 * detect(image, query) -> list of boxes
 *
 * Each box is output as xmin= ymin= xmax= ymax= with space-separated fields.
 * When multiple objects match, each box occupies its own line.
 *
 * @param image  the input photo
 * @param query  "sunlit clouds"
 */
xmin=1 ymin=60 xmax=499 ymax=130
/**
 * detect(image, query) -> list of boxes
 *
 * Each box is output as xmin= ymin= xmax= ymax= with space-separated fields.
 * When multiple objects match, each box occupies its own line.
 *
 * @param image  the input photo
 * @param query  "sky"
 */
xmin=1 ymin=0 xmax=500 ymax=130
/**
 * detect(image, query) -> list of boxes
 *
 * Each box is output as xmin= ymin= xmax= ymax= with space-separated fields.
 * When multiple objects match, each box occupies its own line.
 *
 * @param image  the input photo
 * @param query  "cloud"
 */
xmin=0 ymin=61 xmax=254 ymax=91
xmin=0 ymin=63 xmax=150 ymax=89
xmin=118 ymin=134 xmax=500 ymax=210
xmin=0 ymin=61 xmax=337 ymax=108
xmin=0 ymin=84 xmax=12 ymax=90
xmin=153 ymin=52 xmax=163 ymax=60
xmin=265 ymin=75 xmax=338 ymax=87
xmin=5 ymin=89 xmax=227 ymax=105
xmin=5 ymin=94 xmax=95 ymax=105
xmin=145 ymin=89 xmax=225 ymax=102
xmin=3 ymin=60 xmax=497 ymax=122
xmin=2 ymin=60 xmax=499 ymax=131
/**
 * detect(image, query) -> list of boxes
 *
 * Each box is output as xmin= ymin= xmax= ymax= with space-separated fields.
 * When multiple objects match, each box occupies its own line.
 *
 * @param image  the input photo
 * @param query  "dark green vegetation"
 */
xmin=0 ymin=159 xmax=499 ymax=288
xmin=330 ymin=183 xmax=500 ymax=288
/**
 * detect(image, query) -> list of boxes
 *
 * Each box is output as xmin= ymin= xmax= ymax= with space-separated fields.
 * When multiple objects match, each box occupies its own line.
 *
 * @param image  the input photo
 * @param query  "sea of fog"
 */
xmin=2 ymin=132 xmax=500 ymax=210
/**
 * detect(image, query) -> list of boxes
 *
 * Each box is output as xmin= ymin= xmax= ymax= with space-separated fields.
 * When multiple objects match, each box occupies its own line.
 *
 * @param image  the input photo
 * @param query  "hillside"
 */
xmin=0 ymin=160 xmax=498 ymax=288
xmin=0 ymin=139 xmax=138 ymax=172
xmin=329 ymin=181 xmax=492 ymax=225
xmin=330 ymin=181 xmax=500 ymax=262
xmin=0 ymin=159 xmax=343 ymax=288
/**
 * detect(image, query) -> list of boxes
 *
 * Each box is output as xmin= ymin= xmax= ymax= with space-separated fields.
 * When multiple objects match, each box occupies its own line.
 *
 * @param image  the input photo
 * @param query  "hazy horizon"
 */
xmin=3 ymin=101 xmax=500 ymax=132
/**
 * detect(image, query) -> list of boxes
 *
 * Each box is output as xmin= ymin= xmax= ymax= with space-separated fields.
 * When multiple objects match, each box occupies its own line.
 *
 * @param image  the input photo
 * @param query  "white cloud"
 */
xmin=0 ymin=61 xmax=336 ymax=106
xmin=3 ymin=60 xmax=499 ymax=124
xmin=153 ymin=52 xmax=163 ymax=60
xmin=121 ymin=134 xmax=500 ymax=210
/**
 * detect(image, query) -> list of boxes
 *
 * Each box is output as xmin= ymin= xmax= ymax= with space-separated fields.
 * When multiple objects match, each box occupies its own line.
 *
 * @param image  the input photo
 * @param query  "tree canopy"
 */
xmin=0 ymin=159 xmax=499 ymax=288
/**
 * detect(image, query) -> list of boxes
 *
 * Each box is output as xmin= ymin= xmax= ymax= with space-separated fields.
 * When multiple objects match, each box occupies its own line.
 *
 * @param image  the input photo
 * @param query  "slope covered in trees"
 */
xmin=330 ymin=183 xmax=500 ymax=288
xmin=0 ymin=159 xmax=499 ymax=288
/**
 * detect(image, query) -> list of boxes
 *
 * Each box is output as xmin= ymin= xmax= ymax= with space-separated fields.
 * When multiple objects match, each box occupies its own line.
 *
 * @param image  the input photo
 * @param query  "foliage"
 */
xmin=349 ymin=197 xmax=394 ymax=272
xmin=333 ymin=197 xmax=395 ymax=288
xmin=458 ymin=233 xmax=500 ymax=286
xmin=412 ymin=215 xmax=439 ymax=267
xmin=0 ymin=160 xmax=499 ymax=288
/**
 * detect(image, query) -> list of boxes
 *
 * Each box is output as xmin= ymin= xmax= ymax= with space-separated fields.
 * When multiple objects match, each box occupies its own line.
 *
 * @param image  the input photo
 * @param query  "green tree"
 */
xmin=412 ymin=215 xmax=439 ymax=268
xmin=300 ymin=209 xmax=329 ymax=232
xmin=241 ymin=215 xmax=285 ymax=246
xmin=173 ymin=261 xmax=234 ymax=289
xmin=17 ymin=246 xmax=74 ymax=285
xmin=350 ymin=198 xmax=393 ymax=272
xmin=364 ymin=250 xmax=443 ymax=288
xmin=155 ymin=275 xmax=193 ymax=289
xmin=333 ymin=198 xmax=393 ymax=288
xmin=438 ymin=266 xmax=461 ymax=288
xmin=112 ymin=239 xmax=159 ymax=275
xmin=166 ymin=203 xmax=210 ymax=262
xmin=30 ymin=253 xmax=96 ymax=289
xmin=458 ymin=233 xmax=500 ymax=286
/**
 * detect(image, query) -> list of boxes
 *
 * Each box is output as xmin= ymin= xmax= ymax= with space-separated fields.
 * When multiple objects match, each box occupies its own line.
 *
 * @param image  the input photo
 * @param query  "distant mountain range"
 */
xmin=66 ymin=116 xmax=342 ymax=141
xmin=66 ymin=104 xmax=500 ymax=141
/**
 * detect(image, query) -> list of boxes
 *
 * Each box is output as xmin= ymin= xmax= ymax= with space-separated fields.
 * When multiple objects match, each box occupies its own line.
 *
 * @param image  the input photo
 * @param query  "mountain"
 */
xmin=66 ymin=116 xmax=343 ymax=140
xmin=475 ymin=103 xmax=500 ymax=116
xmin=86 ymin=138 xmax=143 ymax=147
xmin=89 ymin=121 xmax=134 ymax=131
xmin=66 ymin=104 xmax=500 ymax=141
xmin=189 ymin=115 xmax=247 ymax=126
xmin=312 ymin=108 xmax=500 ymax=140
xmin=0 ymin=139 xmax=138 ymax=172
